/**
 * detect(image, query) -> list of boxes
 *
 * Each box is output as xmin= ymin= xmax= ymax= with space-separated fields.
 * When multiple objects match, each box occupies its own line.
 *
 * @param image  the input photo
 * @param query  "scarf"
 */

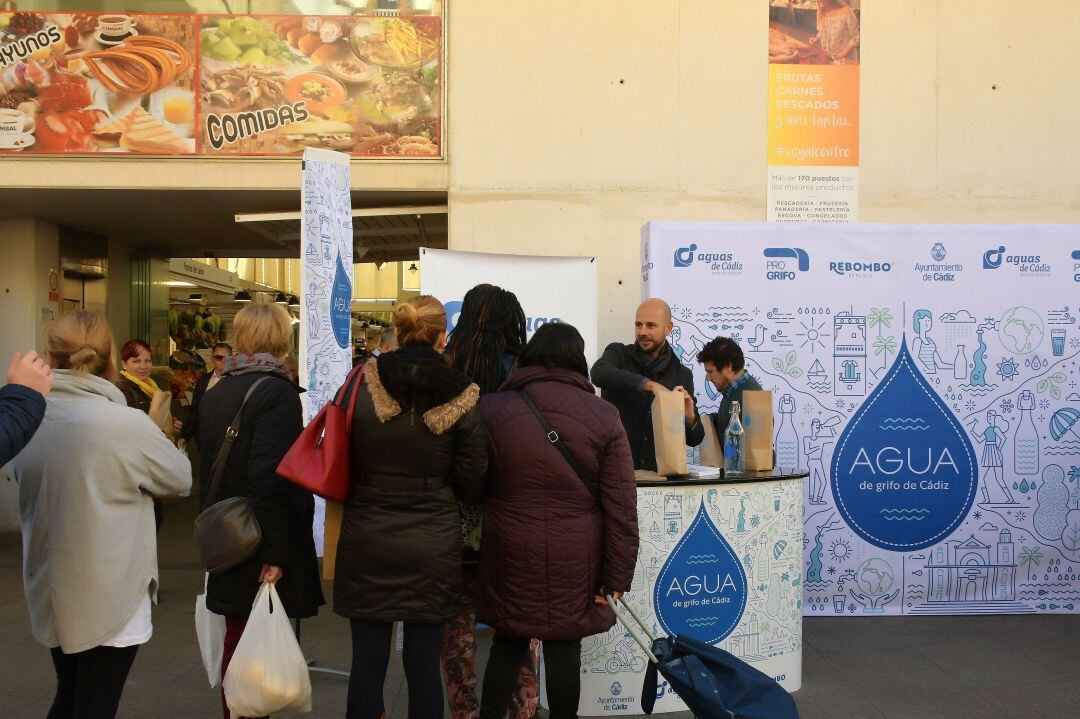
xmin=224 ymin=353 xmax=292 ymax=380
xmin=630 ymin=341 xmax=675 ymax=380
xmin=120 ymin=370 xmax=160 ymax=398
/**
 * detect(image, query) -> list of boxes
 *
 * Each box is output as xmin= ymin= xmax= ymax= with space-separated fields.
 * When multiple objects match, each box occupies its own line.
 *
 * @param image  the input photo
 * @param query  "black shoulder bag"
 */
xmin=194 ymin=376 xmax=273 ymax=573
xmin=518 ymin=390 xmax=601 ymax=507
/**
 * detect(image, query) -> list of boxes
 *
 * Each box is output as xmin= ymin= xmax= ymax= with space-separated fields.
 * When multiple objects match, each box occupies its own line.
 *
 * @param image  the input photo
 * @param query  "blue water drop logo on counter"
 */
xmin=653 ymin=501 xmax=747 ymax=644
xmin=831 ymin=337 xmax=977 ymax=551
xmin=331 ymin=253 xmax=352 ymax=349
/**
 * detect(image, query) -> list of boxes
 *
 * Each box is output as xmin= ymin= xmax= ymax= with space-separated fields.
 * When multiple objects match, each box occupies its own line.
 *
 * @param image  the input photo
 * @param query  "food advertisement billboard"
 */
xmin=0 ymin=8 xmax=442 ymax=157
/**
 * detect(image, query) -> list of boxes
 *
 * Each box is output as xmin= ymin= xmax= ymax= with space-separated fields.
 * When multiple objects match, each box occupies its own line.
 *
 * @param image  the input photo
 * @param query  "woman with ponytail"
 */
xmin=442 ymin=284 xmax=539 ymax=719
xmin=5 ymin=312 xmax=191 ymax=719
xmin=334 ymin=295 xmax=489 ymax=719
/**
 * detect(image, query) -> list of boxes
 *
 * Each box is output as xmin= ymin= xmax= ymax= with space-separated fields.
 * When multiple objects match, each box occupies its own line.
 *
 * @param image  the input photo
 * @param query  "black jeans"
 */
xmin=480 ymin=633 xmax=581 ymax=719
xmin=347 ymin=619 xmax=444 ymax=719
xmin=47 ymin=645 xmax=139 ymax=719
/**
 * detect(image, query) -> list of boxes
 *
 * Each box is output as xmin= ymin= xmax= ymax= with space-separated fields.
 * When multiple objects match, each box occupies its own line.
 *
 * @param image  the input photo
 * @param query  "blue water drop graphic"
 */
xmin=653 ymin=501 xmax=748 ymax=645
xmin=330 ymin=252 xmax=352 ymax=349
xmin=831 ymin=338 xmax=978 ymax=551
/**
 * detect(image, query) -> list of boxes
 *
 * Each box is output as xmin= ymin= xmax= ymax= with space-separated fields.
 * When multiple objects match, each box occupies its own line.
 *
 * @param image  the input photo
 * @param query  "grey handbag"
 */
xmin=194 ymin=376 xmax=273 ymax=573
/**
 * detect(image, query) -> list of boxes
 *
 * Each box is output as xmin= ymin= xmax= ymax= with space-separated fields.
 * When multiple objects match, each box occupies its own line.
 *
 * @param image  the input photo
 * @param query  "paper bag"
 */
xmin=698 ymin=414 xmax=724 ymax=467
xmin=742 ymin=390 xmax=774 ymax=471
xmin=148 ymin=390 xmax=175 ymax=442
xmin=322 ymin=501 xmax=344 ymax=581
xmin=651 ymin=391 xmax=688 ymax=476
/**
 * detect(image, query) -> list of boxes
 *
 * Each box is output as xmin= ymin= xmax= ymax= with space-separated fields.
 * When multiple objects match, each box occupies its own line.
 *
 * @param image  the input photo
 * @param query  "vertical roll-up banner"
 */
xmin=299 ymin=148 xmax=353 ymax=556
xmin=767 ymin=0 xmax=860 ymax=222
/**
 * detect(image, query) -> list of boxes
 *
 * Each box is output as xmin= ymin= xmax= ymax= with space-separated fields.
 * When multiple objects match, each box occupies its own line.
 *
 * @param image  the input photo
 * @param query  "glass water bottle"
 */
xmin=725 ymin=400 xmax=746 ymax=475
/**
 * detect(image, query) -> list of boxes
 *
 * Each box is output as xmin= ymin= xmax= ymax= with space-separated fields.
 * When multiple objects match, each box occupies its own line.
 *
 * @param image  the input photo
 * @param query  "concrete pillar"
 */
xmin=0 ymin=217 xmax=61 ymax=530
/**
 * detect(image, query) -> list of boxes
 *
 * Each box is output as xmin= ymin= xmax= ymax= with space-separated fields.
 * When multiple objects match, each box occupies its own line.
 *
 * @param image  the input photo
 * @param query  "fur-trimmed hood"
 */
xmin=364 ymin=349 xmax=479 ymax=436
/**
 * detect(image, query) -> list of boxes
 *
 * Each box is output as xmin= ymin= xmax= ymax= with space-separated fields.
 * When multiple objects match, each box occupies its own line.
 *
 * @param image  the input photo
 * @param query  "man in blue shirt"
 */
xmin=698 ymin=337 xmax=762 ymax=439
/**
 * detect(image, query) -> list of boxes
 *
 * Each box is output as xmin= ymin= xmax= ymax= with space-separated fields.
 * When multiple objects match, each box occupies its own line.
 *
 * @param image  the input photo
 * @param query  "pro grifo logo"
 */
xmin=653 ymin=501 xmax=747 ymax=644
xmin=763 ymin=247 xmax=809 ymax=280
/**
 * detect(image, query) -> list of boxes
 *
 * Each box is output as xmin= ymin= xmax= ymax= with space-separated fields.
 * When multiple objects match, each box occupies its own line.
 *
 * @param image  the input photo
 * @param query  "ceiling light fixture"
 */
xmin=408 ymin=263 xmax=418 ymax=272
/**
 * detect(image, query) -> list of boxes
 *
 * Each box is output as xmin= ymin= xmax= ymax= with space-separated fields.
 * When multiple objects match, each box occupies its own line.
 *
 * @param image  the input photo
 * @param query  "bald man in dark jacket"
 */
xmin=591 ymin=299 xmax=704 ymax=472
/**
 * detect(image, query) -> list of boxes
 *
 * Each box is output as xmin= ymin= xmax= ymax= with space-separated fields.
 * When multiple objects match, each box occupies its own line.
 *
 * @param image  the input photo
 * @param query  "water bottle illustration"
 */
xmin=725 ymin=400 xmax=745 ymax=474
xmin=952 ymin=344 xmax=968 ymax=380
xmin=1013 ymin=390 xmax=1039 ymax=475
xmin=775 ymin=394 xmax=799 ymax=468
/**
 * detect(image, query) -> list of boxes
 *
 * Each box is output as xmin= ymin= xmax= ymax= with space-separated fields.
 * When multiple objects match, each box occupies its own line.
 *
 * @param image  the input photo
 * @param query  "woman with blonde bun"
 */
xmin=6 ymin=311 xmax=191 ymax=719
xmin=334 ymin=295 xmax=489 ymax=719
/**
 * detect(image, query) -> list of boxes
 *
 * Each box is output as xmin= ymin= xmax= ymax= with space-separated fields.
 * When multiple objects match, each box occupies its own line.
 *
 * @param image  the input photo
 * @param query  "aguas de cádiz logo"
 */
xmin=673 ymin=244 xmax=744 ymax=275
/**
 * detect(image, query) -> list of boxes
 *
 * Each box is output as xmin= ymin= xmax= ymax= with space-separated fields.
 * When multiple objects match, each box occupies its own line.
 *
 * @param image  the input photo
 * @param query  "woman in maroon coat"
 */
xmin=478 ymin=323 xmax=639 ymax=719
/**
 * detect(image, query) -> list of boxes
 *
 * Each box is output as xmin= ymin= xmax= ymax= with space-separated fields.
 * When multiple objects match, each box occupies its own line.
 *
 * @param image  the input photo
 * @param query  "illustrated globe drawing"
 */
xmin=998 ymin=307 xmax=1044 ymax=354
xmin=931 ymin=243 xmax=947 ymax=261
xmin=857 ymin=558 xmax=895 ymax=596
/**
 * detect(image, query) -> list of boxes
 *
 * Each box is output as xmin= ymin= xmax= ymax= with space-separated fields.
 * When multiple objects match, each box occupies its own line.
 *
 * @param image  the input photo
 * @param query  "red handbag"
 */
xmin=277 ymin=365 xmax=364 ymax=503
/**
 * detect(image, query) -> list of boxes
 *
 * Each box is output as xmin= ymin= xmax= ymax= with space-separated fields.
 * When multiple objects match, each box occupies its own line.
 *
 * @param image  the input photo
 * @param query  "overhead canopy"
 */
xmin=0 ymin=188 xmax=447 ymax=260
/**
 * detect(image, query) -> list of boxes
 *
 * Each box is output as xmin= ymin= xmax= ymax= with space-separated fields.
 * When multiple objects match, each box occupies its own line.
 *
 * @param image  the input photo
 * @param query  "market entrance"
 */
xmin=0 ymin=185 xmax=447 ymax=523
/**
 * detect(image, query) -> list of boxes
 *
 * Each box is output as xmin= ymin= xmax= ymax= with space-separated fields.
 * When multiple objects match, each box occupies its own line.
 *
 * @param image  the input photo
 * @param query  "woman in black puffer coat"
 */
xmin=334 ymin=295 xmax=488 ymax=719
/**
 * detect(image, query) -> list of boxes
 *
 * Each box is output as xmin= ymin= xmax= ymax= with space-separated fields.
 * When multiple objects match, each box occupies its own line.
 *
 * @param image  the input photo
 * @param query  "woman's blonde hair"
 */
xmin=44 ymin=311 xmax=117 ymax=380
xmin=393 ymin=295 xmax=446 ymax=347
xmin=234 ymin=302 xmax=292 ymax=357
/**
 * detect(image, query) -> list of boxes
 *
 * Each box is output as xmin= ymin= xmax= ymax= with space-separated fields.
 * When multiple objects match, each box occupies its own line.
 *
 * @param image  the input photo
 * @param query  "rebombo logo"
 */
xmin=1072 ymin=249 xmax=1080 ymax=282
xmin=763 ymin=247 xmax=809 ymax=280
xmin=829 ymin=260 xmax=892 ymax=277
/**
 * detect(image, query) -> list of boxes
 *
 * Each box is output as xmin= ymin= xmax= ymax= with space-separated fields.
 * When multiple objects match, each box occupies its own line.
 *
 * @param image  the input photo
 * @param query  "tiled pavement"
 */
xmin=1 ymin=498 xmax=1078 ymax=718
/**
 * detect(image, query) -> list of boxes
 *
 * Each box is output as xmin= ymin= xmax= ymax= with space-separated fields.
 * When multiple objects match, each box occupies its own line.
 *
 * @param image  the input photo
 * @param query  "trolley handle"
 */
xmin=606 ymin=595 xmax=659 ymax=664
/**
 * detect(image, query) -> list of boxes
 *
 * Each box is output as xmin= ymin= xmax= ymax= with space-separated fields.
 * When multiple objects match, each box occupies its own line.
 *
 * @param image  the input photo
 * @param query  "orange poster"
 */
xmin=766 ymin=1 xmax=860 ymax=222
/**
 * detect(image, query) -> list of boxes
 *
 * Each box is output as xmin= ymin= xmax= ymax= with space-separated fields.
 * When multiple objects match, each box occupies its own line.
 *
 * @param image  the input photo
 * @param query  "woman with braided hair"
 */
xmin=442 ymin=284 xmax=539 ymax=719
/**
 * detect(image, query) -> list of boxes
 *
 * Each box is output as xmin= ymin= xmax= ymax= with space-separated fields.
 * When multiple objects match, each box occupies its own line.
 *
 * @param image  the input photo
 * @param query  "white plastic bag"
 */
xmin=223 ymin=583 xmax=312 ymax=716
xmin=195 ymin=573 xmax=226 ymax=688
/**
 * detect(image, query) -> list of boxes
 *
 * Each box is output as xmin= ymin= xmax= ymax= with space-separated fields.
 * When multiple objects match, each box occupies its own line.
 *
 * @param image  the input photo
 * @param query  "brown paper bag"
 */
xmin=322 ymin=501 xmax=344 ymax=581
xmin=742 ymin=390 xmax=774 ymax=471
xmin=651 ymin=391 xmax=688 ymax=476
xmin=148 ymin=391 xmax=175 ymax=442
xmin=698 ymin=413 xmax=724 ymax=467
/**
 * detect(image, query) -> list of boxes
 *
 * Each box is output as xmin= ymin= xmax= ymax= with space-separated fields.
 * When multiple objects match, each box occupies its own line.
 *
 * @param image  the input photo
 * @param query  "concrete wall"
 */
xmin=446 ymin=0 xmax=1080 ymax=348
xmin=0 ymin=218 xmax=60 ymax=530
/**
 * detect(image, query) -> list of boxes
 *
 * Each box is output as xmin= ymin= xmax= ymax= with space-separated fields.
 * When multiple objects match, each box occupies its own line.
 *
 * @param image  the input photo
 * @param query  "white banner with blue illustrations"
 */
xmin=419 ymin=248 xmax=598 ymax=364
xmin=643 ymin=222 xmax=1080 ymax=617
xmin=300 ymin=148 xmax=352 ymax=551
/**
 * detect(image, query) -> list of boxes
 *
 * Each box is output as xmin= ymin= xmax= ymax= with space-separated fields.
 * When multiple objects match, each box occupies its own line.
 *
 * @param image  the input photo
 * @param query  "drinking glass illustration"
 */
xmin=1051 ymin=330 xmax=1066 ymax=357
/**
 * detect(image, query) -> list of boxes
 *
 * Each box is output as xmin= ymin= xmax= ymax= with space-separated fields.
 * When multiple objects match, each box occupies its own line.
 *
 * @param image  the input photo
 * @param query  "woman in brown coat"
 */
xmin=478 ymin=323 xmax=639 ymax=719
